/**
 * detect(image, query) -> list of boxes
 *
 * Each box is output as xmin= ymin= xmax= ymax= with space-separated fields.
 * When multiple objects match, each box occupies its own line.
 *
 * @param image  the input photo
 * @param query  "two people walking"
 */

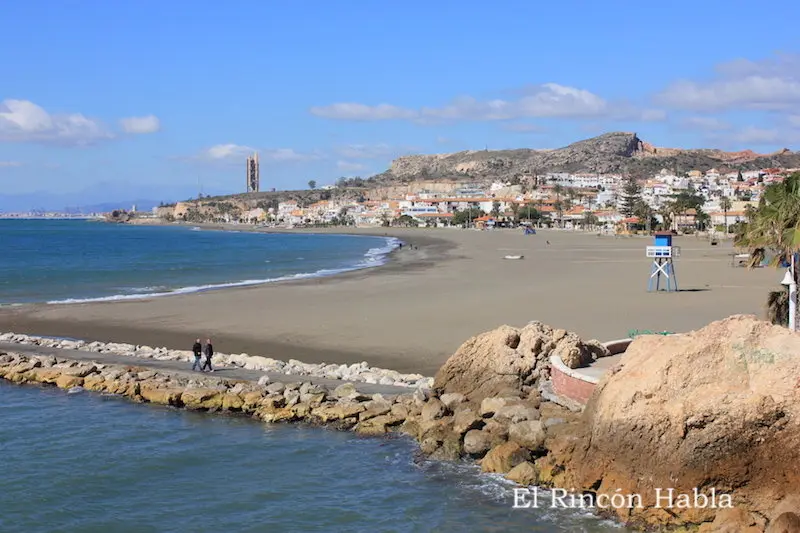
xmin=191 ymin=338 xmax=214 ymax=372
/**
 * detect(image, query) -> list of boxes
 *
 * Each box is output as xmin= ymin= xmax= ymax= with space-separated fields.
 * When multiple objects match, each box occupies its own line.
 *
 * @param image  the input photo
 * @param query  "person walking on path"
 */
xmin=191 ymin=339 xmax=202 ymax=371
xmin=201 ymin=339 xmax=214 ymax=372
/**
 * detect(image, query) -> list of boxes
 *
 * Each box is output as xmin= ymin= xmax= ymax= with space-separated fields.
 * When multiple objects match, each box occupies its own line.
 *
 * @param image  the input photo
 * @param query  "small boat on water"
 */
xmin=503 ymin=255 xmax=525 ymax=260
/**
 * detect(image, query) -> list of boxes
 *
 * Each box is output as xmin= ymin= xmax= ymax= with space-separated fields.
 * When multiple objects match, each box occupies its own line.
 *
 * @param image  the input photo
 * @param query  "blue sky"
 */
xmin=1 ymin=0 xmax=799 ymax=208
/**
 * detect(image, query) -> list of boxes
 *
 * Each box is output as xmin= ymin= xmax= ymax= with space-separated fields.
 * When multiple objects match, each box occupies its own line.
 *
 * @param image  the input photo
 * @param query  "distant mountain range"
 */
xmin=0 ymin=181 xmax=213 ymax=213
xmin=0 ymin=194 xmax=161 ymax=214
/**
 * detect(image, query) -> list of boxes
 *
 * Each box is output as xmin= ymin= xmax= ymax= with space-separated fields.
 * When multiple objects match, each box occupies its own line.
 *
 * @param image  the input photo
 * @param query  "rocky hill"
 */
xmin=164 ymin=132 xmax=799 ymax=213
xmin=368 ymin=132 xmax=800 ymax=184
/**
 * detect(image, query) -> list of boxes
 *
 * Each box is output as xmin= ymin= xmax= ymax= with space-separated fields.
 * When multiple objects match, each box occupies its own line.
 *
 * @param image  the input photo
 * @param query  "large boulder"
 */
xmin=480 ymin=441 xmax=531 ymax=474
xmin=505 ymin=461 xmax=539 ymax=486
xmin=463 ymin=429 xmax=494 ymax=456
xmin=561 ymin=315 xmax=800 ymax=528
xmin=507 ymin=420 xmax=546 ymax=452
xmin=433 ymin=321 xmax=606 ymax=402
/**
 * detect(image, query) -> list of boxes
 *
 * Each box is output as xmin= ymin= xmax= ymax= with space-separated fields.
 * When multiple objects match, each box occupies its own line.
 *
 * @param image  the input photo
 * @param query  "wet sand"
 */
xmin=0 ymin=227 xmax=778 ymax=376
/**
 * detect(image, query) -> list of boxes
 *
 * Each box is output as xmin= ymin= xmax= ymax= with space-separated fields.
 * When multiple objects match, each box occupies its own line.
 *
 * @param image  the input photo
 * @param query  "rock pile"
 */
xmin=0 ymin=349 xmax=571 ymax=456
xmin=0 ymin=350 xmax=416 ymax=431
xmin=0 ymin=332 xmax=433 ymax=389
xmin=433 ymin=321 xmax=608 ymax=402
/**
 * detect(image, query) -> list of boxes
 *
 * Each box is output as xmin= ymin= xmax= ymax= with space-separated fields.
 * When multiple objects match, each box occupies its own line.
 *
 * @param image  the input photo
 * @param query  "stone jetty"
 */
xmin=0 ymin=332 xmax=433 ymax=389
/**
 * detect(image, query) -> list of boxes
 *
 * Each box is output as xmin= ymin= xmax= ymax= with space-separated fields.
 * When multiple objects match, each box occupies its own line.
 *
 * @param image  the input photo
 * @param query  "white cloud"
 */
xmin=196 ymin=144 xmax=319 ymax=163
xmin=310 ymin=103 xmax=416 ymax=121
xmin=0 ymin=99 xmax=112 ymax=145
xmin=205 ymin=143 xmax=255 ymax=159
xmin=262 ymin=148 xmax=321 ymax=162
xmin=311 ymin=83 xmax=661 ymax=124
xmin=335 ymin=143 xmax=394 ymax=159
xmin=638 ymin=108 xmax=668 ymax=121
xmin=681 ymin=116 xmax=732 ymax=131
xmin=789 ymin=115 xmax=800 ymax=128
xmin=502 ymin=122 xmax=545 ymax=133
xmin=0 ymin=161 xmax=22 ymax=168
xmin=334 ymin=143 xmax=420 ymax=161
xmin=336 ymin=160 xmax=367 ymax=172
xmin=727 ymin=127 xmax=782 ymax=145
xmin=423 ymin=84 xmax=609 ymax=121
xmin=656 ymin=53 xmax=800 ymax=111
xmin=119 ymin=115 xmax=160 ymax=134
xmin=708 ymin=126 xmax=800 ymax=148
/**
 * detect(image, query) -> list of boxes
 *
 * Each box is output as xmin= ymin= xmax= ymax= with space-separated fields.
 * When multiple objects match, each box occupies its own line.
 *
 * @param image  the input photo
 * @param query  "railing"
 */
xmin=627 ymin=329 xmax=675 ymax=338
xmin=646 ymin=246 xmax=681 ymax=258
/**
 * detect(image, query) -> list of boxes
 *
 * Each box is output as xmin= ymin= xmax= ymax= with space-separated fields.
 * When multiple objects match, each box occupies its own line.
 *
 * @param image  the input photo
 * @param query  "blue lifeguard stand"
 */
xmin=647 ymin=232 xmax=680 ymax=292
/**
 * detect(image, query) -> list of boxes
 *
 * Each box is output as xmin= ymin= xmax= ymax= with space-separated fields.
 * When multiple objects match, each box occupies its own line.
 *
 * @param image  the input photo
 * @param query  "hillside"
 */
xmin=369 ymin=132 xmax=800 ymax=184
xmin=162 ymin=132 xmax=800 ymax=212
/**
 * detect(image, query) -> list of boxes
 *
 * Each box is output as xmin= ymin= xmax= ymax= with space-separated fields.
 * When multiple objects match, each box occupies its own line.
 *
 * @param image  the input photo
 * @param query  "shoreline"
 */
xmin=0 ymin=225 xmax=778 ymax=376
xmin=19 ymin=223 xmax=421 ymax=305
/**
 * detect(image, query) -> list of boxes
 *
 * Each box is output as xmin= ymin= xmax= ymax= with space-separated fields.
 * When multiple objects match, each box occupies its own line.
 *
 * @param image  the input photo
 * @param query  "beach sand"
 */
xmin=0 ymin=227 xmax=779 ymax=376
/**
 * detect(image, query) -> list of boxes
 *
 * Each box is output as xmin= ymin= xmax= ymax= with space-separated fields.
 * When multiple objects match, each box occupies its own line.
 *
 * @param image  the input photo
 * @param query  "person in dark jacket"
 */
xmin=191 ymin=339 xmax=202 ymax=371
xmin=201 ymin=339 xmax=214 ymax=372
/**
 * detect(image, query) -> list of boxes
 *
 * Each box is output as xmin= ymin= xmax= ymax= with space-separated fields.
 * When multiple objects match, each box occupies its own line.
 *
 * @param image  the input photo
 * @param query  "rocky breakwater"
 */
xmin=540 ymin=315 xmax=800 ymax=532
xmin=0 ymin=350 xmax=424 ymax=434
xmin=0 ymin=321 xmax=596 ymax=478
xmin=0 ymin=332 xmax=433 ymax=389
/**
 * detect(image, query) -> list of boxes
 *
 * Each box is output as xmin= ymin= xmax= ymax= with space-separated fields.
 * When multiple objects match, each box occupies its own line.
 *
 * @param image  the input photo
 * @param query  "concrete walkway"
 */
xmin=575 ymin=353 xmax=623 ymax=381
xmin=0 ymin=342 xmax=413 ymax=396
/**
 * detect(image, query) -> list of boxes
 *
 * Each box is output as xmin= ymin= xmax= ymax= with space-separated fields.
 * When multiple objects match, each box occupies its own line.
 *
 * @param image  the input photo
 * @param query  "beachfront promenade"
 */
xmin=0 ymin=341 xmax=411 ymax=396
xmin=0 ymin=227 xmax=779 ymax=377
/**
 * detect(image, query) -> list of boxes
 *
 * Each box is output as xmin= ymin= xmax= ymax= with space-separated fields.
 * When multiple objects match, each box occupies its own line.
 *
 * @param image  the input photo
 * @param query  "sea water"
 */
xmin=0 ymin=220 xmax=397 ymax=304
xmin=0 ymin=383 xmax=626 ymax=532
xmin=0 ymin=220 xmax=629 ymax=531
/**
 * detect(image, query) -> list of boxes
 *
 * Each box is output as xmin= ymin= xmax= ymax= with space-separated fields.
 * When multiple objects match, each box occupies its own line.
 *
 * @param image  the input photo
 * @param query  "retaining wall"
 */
xmin=549 ymin=338 xmax=632 ymax=409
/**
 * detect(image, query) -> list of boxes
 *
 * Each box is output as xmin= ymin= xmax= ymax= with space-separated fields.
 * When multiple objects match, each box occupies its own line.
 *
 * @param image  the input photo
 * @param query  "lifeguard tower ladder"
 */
xmin=647 ymin=232 xmax=680 ymax=292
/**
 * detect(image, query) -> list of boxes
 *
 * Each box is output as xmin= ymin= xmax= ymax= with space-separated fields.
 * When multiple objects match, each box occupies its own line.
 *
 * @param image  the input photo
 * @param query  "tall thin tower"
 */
xmin=246 ymin=152 xmax=260 ymax=193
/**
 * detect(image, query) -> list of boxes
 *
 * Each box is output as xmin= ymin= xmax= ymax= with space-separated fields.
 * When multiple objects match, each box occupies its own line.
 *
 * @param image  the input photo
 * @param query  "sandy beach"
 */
xmin=0 ymin=227 xmax=779 ymax=375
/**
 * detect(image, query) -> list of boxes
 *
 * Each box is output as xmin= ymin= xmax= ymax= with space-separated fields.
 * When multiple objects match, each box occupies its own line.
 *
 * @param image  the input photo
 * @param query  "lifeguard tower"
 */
xmin=647 ymin=232 xmax=680 ymax=292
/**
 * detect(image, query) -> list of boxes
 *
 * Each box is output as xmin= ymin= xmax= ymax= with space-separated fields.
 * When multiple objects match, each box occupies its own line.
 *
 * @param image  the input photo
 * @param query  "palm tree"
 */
xmin=735 ymin=172 xmax=800 ymax=327
xmin=659 ymin=203 xmax=675 ymax=232
xmin=720 ymin=197 xmax=732 ymax=234
xmin=553 ymin=200 xmax=565 ymax=228
xmin=735 ymin=172 xmax=800 ymax=268
xmin=552 ymin=184 xmax=564 ymax=228
xmin=634 ymin=200 xmax=654 ymax=234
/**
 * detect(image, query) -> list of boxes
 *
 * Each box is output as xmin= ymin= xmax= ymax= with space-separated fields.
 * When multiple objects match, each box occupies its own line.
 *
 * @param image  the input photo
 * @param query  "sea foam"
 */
xmin=47 ymin=236 xmax=401 ymax=304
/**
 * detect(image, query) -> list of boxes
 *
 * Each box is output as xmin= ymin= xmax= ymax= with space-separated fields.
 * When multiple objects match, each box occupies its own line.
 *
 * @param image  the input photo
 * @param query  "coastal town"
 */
xmin=154 ymin=165 xmax=798 ymax=235
xmin=7 ymin=1 xmax=800 ymax=531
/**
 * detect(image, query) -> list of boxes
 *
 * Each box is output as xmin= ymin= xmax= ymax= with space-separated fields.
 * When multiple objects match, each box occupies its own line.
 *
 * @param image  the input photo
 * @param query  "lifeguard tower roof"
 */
xmin=653 ymin=231 xmax=673 ymax=247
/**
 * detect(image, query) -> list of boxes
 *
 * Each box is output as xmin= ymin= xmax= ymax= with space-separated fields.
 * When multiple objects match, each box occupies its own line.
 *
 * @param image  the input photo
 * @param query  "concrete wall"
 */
xmin=549 ymin=338 xmax=632 ymax=409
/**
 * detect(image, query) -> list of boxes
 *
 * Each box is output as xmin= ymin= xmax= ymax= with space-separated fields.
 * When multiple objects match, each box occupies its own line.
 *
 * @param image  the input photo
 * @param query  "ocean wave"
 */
xmin=47 ymin=237 xmax=401 ymax=305
xmin=125 ymin=286 xmax=171 ymax=293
